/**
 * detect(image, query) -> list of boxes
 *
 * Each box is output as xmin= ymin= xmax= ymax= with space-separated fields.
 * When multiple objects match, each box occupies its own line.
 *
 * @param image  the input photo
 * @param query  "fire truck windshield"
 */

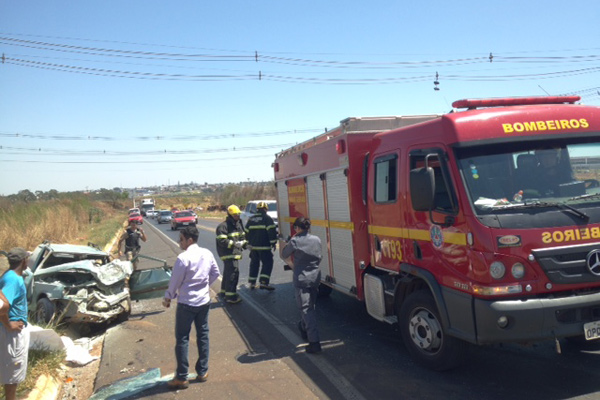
xmin=456 ymin=141 xmax=600 ymax=217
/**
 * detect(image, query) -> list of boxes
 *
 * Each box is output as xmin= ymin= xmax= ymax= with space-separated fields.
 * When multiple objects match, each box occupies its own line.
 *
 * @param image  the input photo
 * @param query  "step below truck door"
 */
xmin=129 ymin=266 xmax=172 ymax=301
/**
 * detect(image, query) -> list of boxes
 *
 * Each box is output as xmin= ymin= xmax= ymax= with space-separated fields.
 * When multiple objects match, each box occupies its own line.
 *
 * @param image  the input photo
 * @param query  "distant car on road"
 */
xmin=146 ymin=209 xmax=157 ymax=219
xmin=128 ymin=213 xmax=143 ymax=225
xmin=171 ymin=211 xmax=197 ymax=230
xmin=240 ymin=200 xmax=278 ymax=227
xmin=157 ymin=210 xmax=173 ymax=224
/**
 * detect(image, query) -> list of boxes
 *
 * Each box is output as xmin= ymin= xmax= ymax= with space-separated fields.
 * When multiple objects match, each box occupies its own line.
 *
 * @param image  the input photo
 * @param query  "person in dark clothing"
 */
xmin=280 ymin=217 xmax=323 ymax=354
xmin=245 ymin=201 xmax=278 ymax=290
xmin=118 ymin=220 xmax=147 ymax=271
xmin=532 ymin=147 xmax=574 ymax=196
xmin=215 ymin=205 xmax=246 ymax=304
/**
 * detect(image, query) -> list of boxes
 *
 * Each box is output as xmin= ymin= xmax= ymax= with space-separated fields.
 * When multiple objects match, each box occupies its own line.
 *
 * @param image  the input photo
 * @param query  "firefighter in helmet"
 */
xmin=216 ymin=205 xmax=247 ymax=304
xmin=245 ymin=201 xmax=278 ymax=290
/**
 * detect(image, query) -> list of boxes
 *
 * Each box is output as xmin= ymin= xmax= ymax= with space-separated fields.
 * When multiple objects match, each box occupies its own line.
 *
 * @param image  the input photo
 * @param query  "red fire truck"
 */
xmin=273 ymin=96 xmax=600 ymax=370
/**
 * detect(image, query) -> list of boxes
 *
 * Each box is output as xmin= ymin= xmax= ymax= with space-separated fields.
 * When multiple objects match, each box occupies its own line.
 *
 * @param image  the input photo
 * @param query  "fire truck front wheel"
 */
xmin=398 ymin=290 xmax=467 ymax=371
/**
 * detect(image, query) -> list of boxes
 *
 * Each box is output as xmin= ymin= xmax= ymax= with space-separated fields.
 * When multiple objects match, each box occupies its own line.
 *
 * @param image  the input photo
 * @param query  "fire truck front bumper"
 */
xmin=473 ymin=291 xmax=600 ymax=344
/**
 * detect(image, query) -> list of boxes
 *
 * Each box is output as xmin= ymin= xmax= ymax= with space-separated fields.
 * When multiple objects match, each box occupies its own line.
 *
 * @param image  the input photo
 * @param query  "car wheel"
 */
xmin=398 ymin=290 xmax=467 ymax=371
xmin=35 ymin=297 xmax=56 ymax=324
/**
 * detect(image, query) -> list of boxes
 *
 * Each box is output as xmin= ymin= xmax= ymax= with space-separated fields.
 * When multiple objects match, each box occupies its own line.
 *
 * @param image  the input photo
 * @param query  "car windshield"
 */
xmin=160 ymin=211 xmax=171 ymax=216
xmin=177 ymin=212 xmax=193 ymax=217
xmin=130 ymin=213 xmax=141 ymax=218
xmin=456 ymin=139 xmax=600 ymax=218
xmin=267 ymin=203 xmax=277 ymax=211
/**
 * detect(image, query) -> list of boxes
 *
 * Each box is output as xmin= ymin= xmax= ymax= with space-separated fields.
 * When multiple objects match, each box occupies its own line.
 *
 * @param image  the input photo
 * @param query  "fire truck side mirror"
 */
xmin=410 ymin=167 xmax=435 ymax=211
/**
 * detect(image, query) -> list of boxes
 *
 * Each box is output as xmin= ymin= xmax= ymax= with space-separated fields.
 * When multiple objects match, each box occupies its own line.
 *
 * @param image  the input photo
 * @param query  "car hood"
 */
xmin=33 ymin=259 xmax=133 ymax=286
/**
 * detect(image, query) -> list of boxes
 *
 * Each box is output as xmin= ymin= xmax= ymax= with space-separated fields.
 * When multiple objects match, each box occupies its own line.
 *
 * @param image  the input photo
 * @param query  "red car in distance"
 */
xmin=128 ymin=213 xmax=143 ymax=225
xmin=171 ymin=211 xmax=196 ymax=230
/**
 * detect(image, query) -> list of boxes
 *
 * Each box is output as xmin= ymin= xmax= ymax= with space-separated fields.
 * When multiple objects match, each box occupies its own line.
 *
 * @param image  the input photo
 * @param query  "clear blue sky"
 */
xmin=1 ymin=1 xmax=598 ymax=195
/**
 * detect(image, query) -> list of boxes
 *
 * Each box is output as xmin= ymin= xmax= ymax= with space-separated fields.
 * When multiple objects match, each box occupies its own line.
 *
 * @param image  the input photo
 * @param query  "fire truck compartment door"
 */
xmin=307 ymin=174 xmax=330 ymax=280
xmin=277 ymin=180 xmax=291 ymax=240
xmin=326 ymin=169 xmax=356 ymax=291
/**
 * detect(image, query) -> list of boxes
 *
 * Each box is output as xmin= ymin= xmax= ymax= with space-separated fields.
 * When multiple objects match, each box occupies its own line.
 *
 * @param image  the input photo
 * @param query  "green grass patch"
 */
xmin=86 ymin=214 xmax=127 ymax=249
xmin=0 ymin=348 xmax=65 ymax=399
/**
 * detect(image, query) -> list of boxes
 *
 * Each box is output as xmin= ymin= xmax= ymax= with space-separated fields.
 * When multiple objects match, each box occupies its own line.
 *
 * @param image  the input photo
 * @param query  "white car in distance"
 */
xmin=240 ymin=200 xmax=278 ymax=227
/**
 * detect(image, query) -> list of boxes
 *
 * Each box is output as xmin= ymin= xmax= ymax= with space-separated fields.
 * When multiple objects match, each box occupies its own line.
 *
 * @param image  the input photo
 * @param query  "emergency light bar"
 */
xmin=452 ymin=96 xmax=581 ymax=110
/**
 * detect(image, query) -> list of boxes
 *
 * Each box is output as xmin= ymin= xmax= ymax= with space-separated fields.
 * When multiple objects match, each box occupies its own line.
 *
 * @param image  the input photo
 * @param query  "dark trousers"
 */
xmin=295 ymin=286 xmax=320 ymax=343
xmin=248 ymin=250 xmax=274 ymax=285
xmin=220 ymin=259 xmax=239 ymax=297
xmin=175 ymin=302 xmax=210 ymax=381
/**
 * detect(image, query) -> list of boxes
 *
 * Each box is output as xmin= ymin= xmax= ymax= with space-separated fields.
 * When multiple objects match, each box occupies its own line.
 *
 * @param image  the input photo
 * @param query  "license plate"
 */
xmin=183 ymin=222 xmax=189 ymax=225
xmin=584 ymin=320 xmax=600 ymax=340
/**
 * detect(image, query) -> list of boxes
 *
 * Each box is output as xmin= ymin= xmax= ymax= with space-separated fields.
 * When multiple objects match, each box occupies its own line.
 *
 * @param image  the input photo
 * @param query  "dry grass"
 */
xmin=0 ymin=196 xmax=128 ymax=272
xmin=0 ymin=198 xmax=124 ymax=251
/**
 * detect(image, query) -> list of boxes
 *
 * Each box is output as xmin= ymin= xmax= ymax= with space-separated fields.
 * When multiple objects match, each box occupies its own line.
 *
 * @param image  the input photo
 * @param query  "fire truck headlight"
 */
xmin=511 ymin=263 xmax=525 ymax=279
xmin=490 ymin=261 xmax=506 ymax=279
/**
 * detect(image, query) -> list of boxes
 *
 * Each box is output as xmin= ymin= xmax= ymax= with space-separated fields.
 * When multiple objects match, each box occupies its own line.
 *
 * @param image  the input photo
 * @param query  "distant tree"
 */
xmin=17 ymin=189 xmax=37 ymax=203
xmin=47 ymin=189 xmax=59 ymax=200
xmin=97 ymin=188 xmax=127 ymax=208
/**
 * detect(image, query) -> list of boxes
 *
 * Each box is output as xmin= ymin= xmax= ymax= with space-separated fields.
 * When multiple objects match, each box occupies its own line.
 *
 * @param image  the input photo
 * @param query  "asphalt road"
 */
xmin=121 ymin=216 xmax=600 ymax=399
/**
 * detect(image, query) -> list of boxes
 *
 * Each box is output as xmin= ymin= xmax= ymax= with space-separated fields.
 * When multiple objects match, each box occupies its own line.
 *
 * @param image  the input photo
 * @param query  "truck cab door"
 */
xmin=129 ymin=266 xmax=172 ymax=301
xmin=367 ymin=152 xmax=404 ymax=272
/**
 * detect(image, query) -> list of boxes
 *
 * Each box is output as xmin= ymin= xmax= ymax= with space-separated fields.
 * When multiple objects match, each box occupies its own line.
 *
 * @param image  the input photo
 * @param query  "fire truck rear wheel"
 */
xmin=398 ymin=290 xmax=467 ymax=371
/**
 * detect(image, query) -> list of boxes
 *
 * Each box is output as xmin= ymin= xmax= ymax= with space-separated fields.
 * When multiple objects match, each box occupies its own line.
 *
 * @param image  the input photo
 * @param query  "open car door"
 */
xmin=129 ymin=260 xmax=172 ymax=301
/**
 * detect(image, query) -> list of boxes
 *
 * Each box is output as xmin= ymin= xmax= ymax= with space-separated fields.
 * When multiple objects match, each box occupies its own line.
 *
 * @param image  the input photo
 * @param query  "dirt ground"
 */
xmin=57 ymin=336 xmax=104 ymax=400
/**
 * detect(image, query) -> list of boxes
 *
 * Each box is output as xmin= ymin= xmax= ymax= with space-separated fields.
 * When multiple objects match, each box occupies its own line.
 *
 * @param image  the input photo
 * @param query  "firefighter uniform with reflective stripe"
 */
xmin=245 ymin=210 xmax=277 ymax=287
xmin=216 ymin=214 xmax=246 ymax=300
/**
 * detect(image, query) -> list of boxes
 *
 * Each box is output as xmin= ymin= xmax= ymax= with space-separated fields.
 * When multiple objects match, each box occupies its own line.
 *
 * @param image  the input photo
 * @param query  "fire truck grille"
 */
xmin=556 ymin=304 xmax=600 ymax=324
xmin=532 ymin=243 xmax=600 ymax=285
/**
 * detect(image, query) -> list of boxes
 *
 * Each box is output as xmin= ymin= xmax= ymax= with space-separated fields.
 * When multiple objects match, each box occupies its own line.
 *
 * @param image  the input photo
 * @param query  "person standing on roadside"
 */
xmin=280 ymin=217 xmax=323 ymax=354
xmin=215 ymin=205 xmax=246 ymax=304
xmin=163 ymin=226 xmax=221 ymax=390
xmin=118 ymin=220 xmax=147 ymax=271
xmin=0 ymin=290 xmax=9 ymax=315
xmin=0 ymin=248 xmax=31 ymax=400
xmin=245 ymin=201 xmax=278 ymax=290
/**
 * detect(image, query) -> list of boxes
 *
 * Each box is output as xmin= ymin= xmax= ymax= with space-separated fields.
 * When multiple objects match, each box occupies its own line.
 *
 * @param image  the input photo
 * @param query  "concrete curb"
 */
xmin=25 ymin=374 xmax=60 ymax=400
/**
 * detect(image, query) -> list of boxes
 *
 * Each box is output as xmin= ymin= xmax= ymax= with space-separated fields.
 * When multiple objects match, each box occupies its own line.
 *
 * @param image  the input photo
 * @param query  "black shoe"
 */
xmin=225 ymin=295 xmax=242 ymax=304
xmin=260 ymin=284 xmax=275 ymax=291
xmin=297 ymin=321 xmax=308 ymax=342
xmin=249 ymin=283 xmax=256 ymax=290
xmin=306 ymin=342 xmax=322 ymax=354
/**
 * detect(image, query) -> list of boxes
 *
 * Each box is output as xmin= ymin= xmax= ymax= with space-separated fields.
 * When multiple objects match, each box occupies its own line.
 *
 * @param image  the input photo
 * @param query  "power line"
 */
xmin=6 ymin=56 xmax=600 ymax=84
xmin=0 ymin=128 xmax=322 ymax=141
xmin=2 ymin=36 xmax=599 ymax=68
xmin=3 ymin=32 xmax=600 ymax=57
xmin=0 ymin=142 xmax=294 ymax=156
xmin=0 ymin=152 xmax=280 ymax=164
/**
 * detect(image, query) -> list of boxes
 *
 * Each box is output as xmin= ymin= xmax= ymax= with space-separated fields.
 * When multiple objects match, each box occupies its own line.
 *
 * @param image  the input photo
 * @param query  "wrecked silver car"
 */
xmin=22 ymin=241 xmax=171 ymax=324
